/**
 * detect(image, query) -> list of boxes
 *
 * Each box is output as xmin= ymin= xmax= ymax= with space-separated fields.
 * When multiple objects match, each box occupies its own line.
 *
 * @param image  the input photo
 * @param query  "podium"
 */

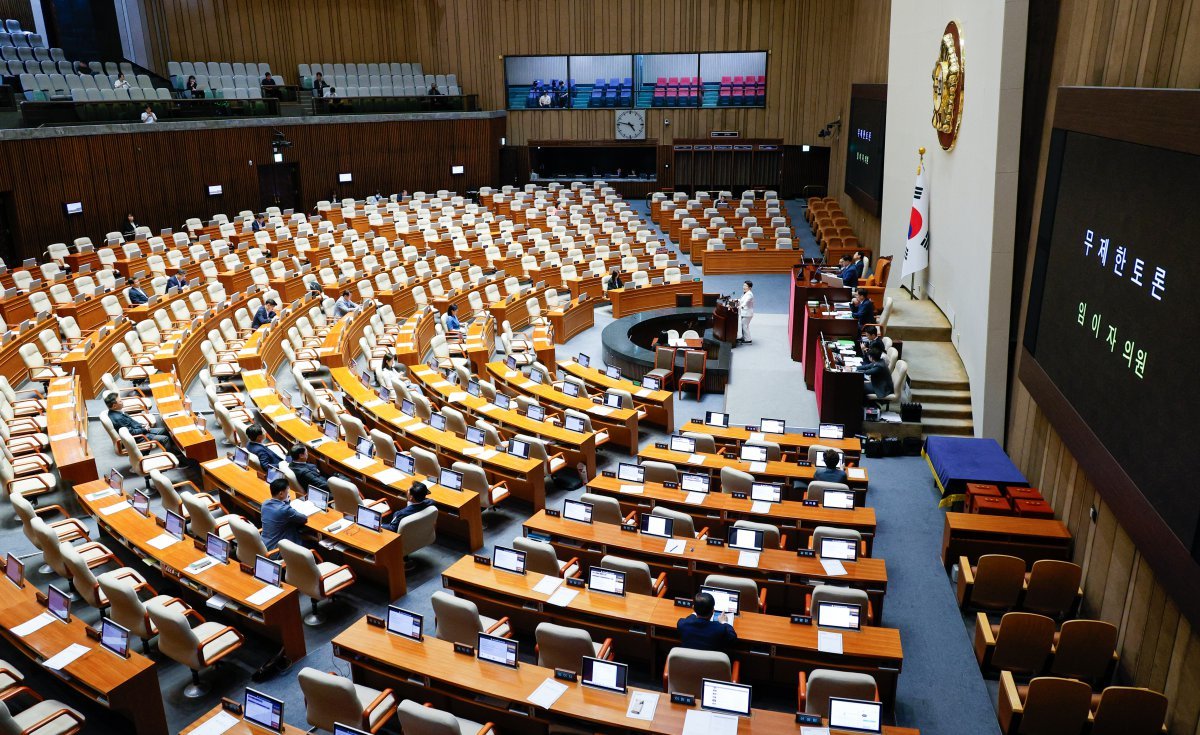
xmin=712 ymin=298 xmax=739 ymax=344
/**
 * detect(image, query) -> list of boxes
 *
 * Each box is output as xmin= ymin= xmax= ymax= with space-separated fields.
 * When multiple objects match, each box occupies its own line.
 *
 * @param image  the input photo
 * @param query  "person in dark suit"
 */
xmin=312 ymin=71 xmax=330 ymax=98
xmin=861 ymin=325 xmax=884 ymax=355
xmin=260 ymin=477 xmax=307 ymax=550
xmin=245 ymin=425 xmax=283 ymax=471
xmin=251 ymin=299 xmax=278 ymax=329
xmin=813 ymin=450 xmax=848 ymax=485
xmin=607 ymin=267 xmax=624 ymax=291
xmin=677 ymin=592 xmax=737 ymax=652
xmin=305 ymin=276 xmax=323 ymax=295
xmin=166 ymin=269 xmax=188 ymax=292
xmin=260 ymin=71 xmax=279 ymax=99
xmin=126 ymin=278 xmax=149 ymax=305
xmin=287 ymin=444 xmax=329 ymax=491
xmin=121 ymin=213 xmax=139 ymax=240
xmin=851 ymin=288 xmax=876 ymax=330
xmin=104 ymin=393 xmax=175 ymax=452
xmin=838 ymin=256 xmax=859 ymax=288
xmin=383 ymin=482 xmax=435 ymax=532
xmin=251 ymin=214 xmax=266 ymax=232
xmin=857 ymin=348 xmax=894 ymax=400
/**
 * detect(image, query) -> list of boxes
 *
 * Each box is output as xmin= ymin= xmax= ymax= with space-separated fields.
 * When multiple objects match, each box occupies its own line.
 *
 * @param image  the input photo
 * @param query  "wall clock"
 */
xmin=615 ymin=109 xmax=646 ymax=140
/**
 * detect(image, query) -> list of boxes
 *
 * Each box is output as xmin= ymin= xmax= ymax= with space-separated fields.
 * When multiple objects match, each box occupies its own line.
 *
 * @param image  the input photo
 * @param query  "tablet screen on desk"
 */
xmin=699 ymin=585 xmax=740 ymax=619
xmin=265 ymin=467 xmax=283 ymax=485
xmin=430 ymin=413 xmax=447 ymax=432
xmin=131 ymin=490 xmax=150 ymax=517
xmin=244 ymin=688 xmax=284 ymax=732
xmin=308 ymin=486 xmax=329 ymax=510
xmin=465 ymin=426 xmax=485 ymax=446
xmin=588 ymin=567 xmax=625 ymax=596
xmin=700 ymin=679 xmax=752 ymax=717
xmin=477 ymin=632 xmax=518 ymax=668
xmin=604 ymin=393 xmax=623 ymax=409
xmin=323 ymin=420 xmax=339 ymax=439
xmin=386 ymin=606 xmax=422 ymax=641
xmin=47 ymin=584 xmax=70 ymax=622
xmin=439 ymin=468 xmax=463 ymax=491
xmin=816 ymin=601 xmax=862 ymax=631
xmin=492 ymin=545 xmax=526 ymax=575
xmin=681 ymin=472 xmax=710 ymax=494
xmin=506 ymin=356 xmax=517 ymax=370
xmin=705 ymin=411 xmax=730 ymax=428
xmin=617 ymin=463 xmax=644 ymax=484
xmin=563 ymin=415 xmax=585 ymax=433
xmin=640 ymin=514 xmax=673 ymax=538
xmin=750 ymin=482 xmax=781 ymax=503
xmin=529 ymin=369 xmax=543 ymax=385
xmin=818 ymin=423 xmax=845 ymax=440
xmin=561 ymin=381 xmax=580 ymax=398
xmin=526 ymin=404 xmax=545 ymax=422
xmin=669 ymin=435 xmax=696 ymax=453
xmin=828 ymin=697 xmax=882 ymax=733
xmin=739 ymin=445 xmax=768 ymax=462
xmin=4 ymin=554 xmax=22 ymax=588
xmin=100 ymin=618 xmax=130 ymax=658
xmin=333 ymin=724 xmax=371 ymax=735
xmin=165 ymin=510 xmax=186 ymax=540
xmin=823 ymin=490 xmax=856 ymax=509
xmin=467 ymin=380 xmax=481 ymax=397
xmin=394 ymin=453 xmax=416 ymax=475
xmin=563 ymin=499 xmax=593 ymax=524
xmin=760 ymin=418 xmax=786 ymax=434
xmin=355 ymin=437 xmax=375 ymax=458
xmin=495 ymin=393 xmax=512 ymax=410
xmin=206 ymin=533 xmax=230 ymax=564
xmin=728 ymin=527 xmax=763 ymax=551
xmin=508 ymin=439 xmax=530 ymax=459
xmin=298 ymin=405 xmax=313 ymax=423
xmin=232 ymin=447 xmax=249 ymax=469
xmin=642 ymin=375 xmax=661 ymax=391
xmin=605 ymin=365 xmax=621 ymax=380
xmin=819 ymin=537 xmax=859 ymax=562
xmin=400 ymin=399 xmax=416 ymax=417
xmin=356 ymin=505 xmax=382 ymax=531
xmin=577 ymin=353 xmax=590 ymax=367
xmin=254 ymin=555 xmax=283 ymax=587
xmin=582 ymin=656 xmax=628 ymax=693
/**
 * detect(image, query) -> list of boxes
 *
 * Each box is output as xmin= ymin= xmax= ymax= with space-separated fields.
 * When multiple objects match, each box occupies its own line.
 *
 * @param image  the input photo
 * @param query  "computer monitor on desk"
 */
xmin=819 ymin=536 xmax=859 ymax=562
xmin=393 ymin=453 xmax=415 ymax=475
xmin=47 ymin=584 xmax=70 ymax=622
xmin=759 ymin=418 xmax=786 ymax=434
xmin=5 ymin=554 xmax=23 ymax=588
xmin=438 ymin=468 xmax=463 ymax=491
xmin=492 ymin=545 xmax=526 ymax=575
xmin=563 ymin=414 xmax=585 ymax=433
xmin=828 ymin=697 xmax=883 ymax=733
xmin=640 ymin=513 xmax=673 ymax=538
xmin=100 ymin=619 xmax=130 ymax=658
xmin=701 ymin=679 xmax=752 ymax=717
xmin=670 ymin=435 xmax=696 ymax=453
xmin=705 ymin=411 xmax=730 ymax=428
xmin=617 ymin=462 xmax=644 ymax=484
xmin=588 ymin=567 xmax=625 ymax=596
xmin=681 ymin=472 xmax=710 ymax=494
xmin=699 ymin=585 xmax=740 ymax=619
xmin=563 ymin=499 xmax=593 ymax=523
xmin=356 ymin=505 xmax=382 ymax=531
xmin=253 ymin=555 xmax=283 ymax=587
xmin=582 ymin=657 xmax=628 ymax=693
xmin=728 ymin=527 xmax=764 ymax=551
xmin=823 ymin=489 xmax=856 ymax=509
xmin=386 ymin=606 xmax=423 ymax=641
xmin=739 ymin=444 xmax=768 ymax=463
xmin=816 ymin=600 xmax=862 ymax=631
xmin=477 ymin=632 xmax=518 ymax=668
xmin=818 ymin=423 xmax=845 ymax=440
xmin=244 ymin=689 xmax=285 ymax=732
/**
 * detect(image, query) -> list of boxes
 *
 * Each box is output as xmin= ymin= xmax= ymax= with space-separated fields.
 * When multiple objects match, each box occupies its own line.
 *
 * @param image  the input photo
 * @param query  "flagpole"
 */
xmin=902 ymin=147 xmax=925 ymax=301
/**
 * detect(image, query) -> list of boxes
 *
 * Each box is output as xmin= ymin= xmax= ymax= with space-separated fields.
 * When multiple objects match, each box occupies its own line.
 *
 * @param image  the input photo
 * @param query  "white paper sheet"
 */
xmin=43 ymin=643 xmax=91 ymax=670
xmin=188 ymin=711 xmax=240 ymax=735
xmin=737 ymin=551 xmax=760 ymax=568
xmin=749 ymin=432 xmax=766 ymax=442
xmin=626 ymin=691 xmax=659 ymax=721
xmin=12 ymin=613 xmax=55 ymax=637
xmin=618 ymin=484 xmax=644 ymax=495
xmin=526 ymin=678 xmax=569 ymax=708
xmin=290 ymin=499 xmax=321 ymax=517
xmin=847 ymin=468 xmax=866 ymax=480
xmin=478 ymin=449 xmax=499 ymax=461
xmin=273 ymin=412 xmax=296 ymax=422
xmin=546 ymin=587 xmax=578 ymax=607
xmin=373 ymin=468 xmax=407 ymax=485
xmin=477 ymin=403 xmax=497 ymax=413
xmin=748 ymin=461 xmax=768 ymax=473
xmin=249 ymin=388 xmax=273 ymax=398
xmin=588 ymin=406 xmax=615 ymax=416
xmin=148 ymin=533 xmax=179 ymax=549
xmin=684 ymin=492 xmax=707 ymax=505
xmin=817 ymin=630 xmax=844 ymax=655
xmin=819 ymin=558 xmax=847 ymax=577
xmin=448 ymin=391 xmax=468 ymax=402
xmin=462 ymin=446 xmax=485 ymax=457
xmin=750 ymin=501 xmax=772 ymax=514
xmin=48 ymin=432 xmax=77 ymax=442
xmin=664 ymin=539 xmax=687 ymax=554
xmin=635 ymin=388 xmax=653 ymax=398
xmin=801 ymin=727 xmax=831 ymax=735
xmin=687 ymin=453 xmax=706 ymax=465
xmin=531 ymin=576 xmax=563 ymax=595
xmin=205 ymin=593 xmax=230 ymax=610
xmin=324 ymin=519 xmax=352 ymax=534
xmin=682 ymin=710 xmax=738 ymax=735
xmin=85 ymin=488 xmax=118 ymax=501
xmin=364 ymin=399 xmax=384 ymax=408
xmin=99 ymin=501 xmax=131 ymax=516
xmin=206 ymin=458 xmax=232 ymax=469
xmin=342 ymin=455 xmax=374 ymax=470
xmin=246 ymin=585 xmax=285 ymax=606
xmin=432 ymin=380 xmax=453 ymax=389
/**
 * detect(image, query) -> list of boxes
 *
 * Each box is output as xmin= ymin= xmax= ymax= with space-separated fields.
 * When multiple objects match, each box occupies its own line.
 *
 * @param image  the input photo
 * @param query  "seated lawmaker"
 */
xmin=851 ymin=288 xmax=876 ymax=330
xmin=126 ymin=278 xmax=149 ymax=306
xmin=104 ymin=393 xmax=176 ymax=453
xmin=838 ymin=255 xmax=859 ymax=288
xmin=383 ymin=482 xmax=435 ymax=532
xmin=857 ymin=347 xmax=894 ymax=401
xmin=813 ymin=450 xmax=848 ymax=485
xmin=861 ymin=325 xmax=885 ymax=356
xmin=261 ymin=477 xmax=307 ymax=550
xmin=166 ymin=268 xmax=188 ymax=292
xmin=333 ymin=290 xmax=359 ymax=318
xmin=245 ymin=424 xmax=283 ymax=471
xmin=677 ymin=591 xmax=737 ymax=653
xmin=444 ymin=303 xmax=463 ymax=332
xmin=287 ymin=444 xmax=329 ymax=491
xmin=251 ymin=298 xmax=278 ymax=329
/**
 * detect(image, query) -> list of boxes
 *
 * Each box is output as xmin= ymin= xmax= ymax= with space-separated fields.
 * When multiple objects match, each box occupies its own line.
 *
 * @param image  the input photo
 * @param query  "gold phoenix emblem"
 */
xmin=931 ymin=20 xmax=964 ymax=150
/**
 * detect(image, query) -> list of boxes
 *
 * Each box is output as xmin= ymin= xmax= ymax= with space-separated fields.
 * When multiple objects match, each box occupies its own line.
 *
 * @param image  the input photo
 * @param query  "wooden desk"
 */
xmin=464 ymin=316 xmax=496 ymax=376
xmin=609 ymin=281 xmax=704 ymax=318
xmin=152 ymin=291 xmax=253 ymax=388
xmin=44 ymin=375 xmax=97 ymax=483
xmin=0 ymin=572 xmax=168 ymax=735
xmin=73 ymin=479 xmax=307 ymax=661
xmin=393 ymin=308 xmax=437 ymax=367
xmin=58 ymin=320 xmax=129 ymax=397
xmin=548 ymin=296 xmax=595 ymax=343
xmin=801 ymin=306 xmax=860 ymax=388
xmin=0 ymin=316 xmax=59 ymax=385
xmin=815 ymin=342 xmax=867 ymax=436
xmin=149 ymin=373 xmax=218 ymax=462
xmin=181 ymin=706 xmax=307 ymax=735
xmin=488 ymin=286 xmax=547 ymax=332
xmin=787 ymin=267 xmax=852 ymax=362
xmin=242 ymin=369 xmax=486 ymax=551
xmin=51 ymin=293 xmax=109 ymax=332
xmin=524 ymin=510 xmax=888 ymax=622
xmin=442 ymin=556 xmax=903 ymax=708
xmin=583 ymin=475 xmax=877 ymax=553
xmin=0 ymin=289 xmax=39 ymax=324
xmin=487 ymin=361 xmax=639 ymax=451
xmin=558 ymin=359 xmax=675 ymax=433
xmin=679 ymin=419 xmax=862 ymax=460
xmin=941 ymin=512 xmax=1073 ymax=572
xmin=333 ymin=618 xmax=916 ymax=734
xmin=202 ymin=457 xmax=408 ymax=598
xmin=702 ymin=248 xmax=804 ymax=274
xmin=637 ymin=445 xmax=870 ymax=500
xmin=217 ymin=268 xmax=255 ymax=296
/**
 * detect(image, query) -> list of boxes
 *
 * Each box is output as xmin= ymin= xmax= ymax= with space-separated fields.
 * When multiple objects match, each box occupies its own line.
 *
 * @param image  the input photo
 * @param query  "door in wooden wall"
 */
xmin=257 ymin=163 xmax=301 ymax=213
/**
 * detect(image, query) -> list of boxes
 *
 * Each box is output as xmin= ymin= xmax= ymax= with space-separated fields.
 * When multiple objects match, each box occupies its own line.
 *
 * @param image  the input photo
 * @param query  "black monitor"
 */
xmin=818 ymin=423 xmax=845 ymax=440
xmin=728 ymin=526 xmax=764 ymax=551
xmin=816 ymin=600 xmax=863 ymax=631
xmin=760 ymin=418 xmax=786 ymax=434
xmin=244 ymin=688 xmax=285 ymax=732
xmin=4 ymin=554 xmax=22 ymax=588
xmin=588 ymin=567 xmax=625 ymax=596
xmin=492 ymin=545 xmax=527 ymax=575
xmin=308 ymin=486 xmax=330 ymax=511
xmin=47 ymin=584 xmax=70 ymax=622
xmin=131 ymin=490 xmax=150 ymax=517
xmin=680 ymin=472 xmax=710 ymax=494
xmin=99 ymin=618 xmax=130 ymax=658
xmin=640 ymin=513 xmax=673 ymax=538
xmin=617 ymin=462 xmax=644 ymax=484
xmin=828 ymin=697 xmax=883 ymax=733
xmin=705 ymin=411 xmax=730 ymax=428
xmin=508 ymin=439 xmax=531 ymax=459
xmin=700 ymin=679 xmax=752 ymax=717
xmin=438 ymin=468 xmax=464 ymax=492
xmin=386 ymin=605 xmax=423 ymax=641
xmin=393 ymin=453 xmax=416 ymax=474
xmin=577 ymin=353 xmax=590 ymax=367
xmin=165 ymin=510 xmax=186 ymax=540
xmin=563 ymin=414 xmax=585 ymax=433
xmin=669 ymin=435 xmax=696 ymax=453
xmin=823 ymin=489 xmax=857 ymax=509
xmin=232 ymin=447 xmax=250 ymax=469
xmin=581 ymin=656 xmax=628 ymax=693
xmin=819 ymin=536 xmax=859 ymax=562
xmin=206 ymin=533 xmax=230 ymax=564
xmin=563 ymin=499 xmax=593 ymax=523
xmin=477 ymin=632 xmax=519 ymax=668
xmin=465 ymin=426 xmax=485 ymax=446
xmin=356 ymin=504 xmax=382 ymax=531
xmin=739 ymin=444 xmax=768 ymax=463
xmin=603 ymin=392 xmax=623 ymax=409
xmin=323 ymin=419 xmax=340 ymax=440
xmin=253 ymin=555 xmax=283 ymax=587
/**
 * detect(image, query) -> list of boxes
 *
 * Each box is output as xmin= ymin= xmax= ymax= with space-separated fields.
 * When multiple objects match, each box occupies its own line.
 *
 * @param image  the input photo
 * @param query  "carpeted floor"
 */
xmin=0 ymin=197 xmax=999 ymax=735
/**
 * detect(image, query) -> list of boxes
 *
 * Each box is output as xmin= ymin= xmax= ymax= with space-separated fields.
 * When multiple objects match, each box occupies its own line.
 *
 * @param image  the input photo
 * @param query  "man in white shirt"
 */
xmin=738 ymin=280 xmax=755 ymax=344
xmin=141 ymin=105 xmax=157 ymax=124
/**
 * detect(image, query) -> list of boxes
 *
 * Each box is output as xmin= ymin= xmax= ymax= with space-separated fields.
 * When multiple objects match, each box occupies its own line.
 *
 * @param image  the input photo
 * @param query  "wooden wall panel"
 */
xmin=1010 ymin=3 xmax=1200 ymax=731
xmin=0 ymin=116 xmax=503 ymax=260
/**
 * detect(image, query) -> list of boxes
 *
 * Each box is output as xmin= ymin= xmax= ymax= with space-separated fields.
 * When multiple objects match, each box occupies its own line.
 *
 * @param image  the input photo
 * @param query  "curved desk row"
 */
xmin=45 ymin=374 xmax=98 ymax=484
xmin=557 ymin=359 xmax=674 ymax=432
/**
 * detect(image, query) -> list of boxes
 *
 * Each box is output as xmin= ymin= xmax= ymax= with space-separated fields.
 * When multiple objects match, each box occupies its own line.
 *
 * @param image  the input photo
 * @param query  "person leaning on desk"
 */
xmin=251 ymin=298 xmax=278 ymax=329
xmin=851 ymin=288 xmax=876 ymax=330
xmin=677 ymin=592 xmax=737 ymax=652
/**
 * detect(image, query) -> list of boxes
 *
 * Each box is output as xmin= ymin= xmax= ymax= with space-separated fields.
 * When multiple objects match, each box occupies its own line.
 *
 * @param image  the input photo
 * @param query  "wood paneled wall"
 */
xmin=141 ymin=0 xmax=890 ymax=247
xmin=1010 ymin=1 xmax=1200 ymax=732
xmin=0 ymin=116 xmax=503 ymax=261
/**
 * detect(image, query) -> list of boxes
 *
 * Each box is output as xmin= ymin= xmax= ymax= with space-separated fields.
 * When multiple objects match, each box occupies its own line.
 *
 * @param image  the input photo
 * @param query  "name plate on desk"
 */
xmin=791 ymin=615 xmax=813 ymax=625
xmin=654 ymin=442 xmax=668 ymax=449
xmin=797 ymin=460 xmax=812 ymax=467
xmin=473 ymin=554 xmax=491 ymax=566
xmin=365 ymin=614 xmax=385 ymax=628
xmin=221 ymin=698 xmax=244 ymax=716
xmin=554 ymin=668 xmax=578 ymax=682
xmin=803 ymin=431 xmax=817 ymax=438
xmin=602 ymin=470 xmax=616 ymax=478
xmin=565 ymin=577 xmax=585 ymax=588
xmin=673 ymin=597 xmax=694 ymax=608
xmin=802 ymin=500 xmax=820 ymax=507
xmin=620 ymin=523 xmax=638 ymax=533
xmin=690 ymin=418 xmax=702 ymax=424
xmin=706 ymin=538 xmax=725 ymax=547
xmin=797 ymin=549 xmax=816 ymax=557
xmin=731 ymin=492 xmax=748 ymax=500
xmin=670 ymin=693 xmax=696 ymax=706
xmin=453 ymin=643 xmax=475 ymax=656
xmin=663 ymin=481 xmax=679 ymax=489
xmin=796 ymin=713 xmax=822 ymax=725
xmin=545 ymin=509 xmax=561 ymax=518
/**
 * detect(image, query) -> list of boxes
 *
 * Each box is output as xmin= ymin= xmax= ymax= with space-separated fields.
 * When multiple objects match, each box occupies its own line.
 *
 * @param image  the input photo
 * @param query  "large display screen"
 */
xmin=1024 ymin=129 xmax=1199 ymax=553
xmin=844 ymin=84 xmax=886 ymax=216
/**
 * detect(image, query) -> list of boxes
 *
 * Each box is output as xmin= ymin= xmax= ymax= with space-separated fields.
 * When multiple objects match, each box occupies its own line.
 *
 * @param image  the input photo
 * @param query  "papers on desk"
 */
xmin=626 ymin=691 xmax=659 ymax=721
xmin=619 ymin=484 xmax=644 ymax=495
xmin=684 ymin=491 xmax=707 ymax=505
xmin=246 ymin=584 xmax=285 ymax=606
xmin=176 ymin=424 xmax=205 ymax=434
xmin=526 ymin=678 xmax=569 ymax=708
xmin=802 ymin=727 xmax=831 ymax=735
xmin=324 ymin=519 xmax=352 ymax=535
xmin=750 ymin=501 xmax=772 ymax=514
xmin=683 ymin=709 xmax=739 ymax=735
xmin=532 ymin=575 xmax=563 ymax=596
xmin=817 ymin=630 xmax=844 ymax=655
xmin=847 ymin=468 xmax=867 ymax=480
xmin=634 ymin=388 xmax=653 ymax=398
xmin=249 ymin=388 xmax=274 ymax=398
xmin=664 ymin=539 xmax=687 ymax=555
xmin=49 ymin=431 xmax=77 ymax=442
xmin=477 ymin=403 xmax=497 ymax=414
xmin=520 ymin=381 xmax=538 ymax=390
xmin=205 ymin=593 xmax=231 ymax=610
xmin=163 ymin=411 xmax=187 ymax=420
xmin=43 ymin=643 xmax=91 ymax=671
xmin=273 ymin=412 xmax=297 ymax=422
xmin=343 ymin=455 xmax=375 ymax=470
xmin=432 ymin=380 xmax=453 ymax=389
xmin=748 ymin=461 xmax=767 ymax=474
xmin=12 ymin=613 xmax=56 ymax=637
xmin=588 ymin=405 xmax=615 ymax=416
xmin=207 ymin=458 xmax=232 ymax=469
xmin=47 ymin=390 xmax=73 ymax=398
xmin=820 ymin=558 xmax=847 ymax=577
xmin=85 ymin=488 xmax=118 ymax=502
xmin=189 ymin=710 xmax=240 ymax=735
xmin=364 ymin=399 xmax=385 ymax=408
xmin=373 ymin=468 xmax=407 ymax=485
xmin=546 ymin=587 xmax=577 ymax=607
xmin=737 ymin=551 xmax=760 ymax=568
xmin=448 ymin=391 xmax=468 ymax=402
xmin=290 ymin=499 xmax=321 ymax=517
xmin=477 ymin=449 xmax=499 ymax=461
xmin=687 ymin=453 xmax=706 ymax=465
xmin=99 ymin=500 xmax=131 ymax=516
xmin=405 ymin=421 xmax=428 ymax=432
xmin=749 ymin=432 xmax=766 ymax=443
xmin=148 ymin=533 xmax=179 ymax=550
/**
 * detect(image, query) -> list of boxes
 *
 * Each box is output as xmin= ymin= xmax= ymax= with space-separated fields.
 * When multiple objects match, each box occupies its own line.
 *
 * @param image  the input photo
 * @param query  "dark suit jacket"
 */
xmin=839 ymin=263 xmax=859 ymax=288
xmin=813 ymin=466 xmax=849 ymax=485
xmin=247 ymin=441 xmax=282 ymax=471
xmin=290 ymin=462 xmax=328 ymax=491
xmin=852 ymin=299 xmax=876 ymax=330
xmin=128 ymin=287 xmax=148 ymax=305
xmin=166 ymin=275 xmax=187 ymax=292
xmin=107 ymin=409 xmax=146 ymax=437
xmin=677 ymin=615 xmax=737 ymax=652
xmin=383 ymin=499 xmax=435 ymax=532
xmin=858 ymin=359 xmax=894 ymax=398
xmin=251 ymin=306 xmax=275 ymax=329
xmin=261 ymin=498 xmax=306 ymax=550
xmin=313 ymin=79 xmax=330 ymax=97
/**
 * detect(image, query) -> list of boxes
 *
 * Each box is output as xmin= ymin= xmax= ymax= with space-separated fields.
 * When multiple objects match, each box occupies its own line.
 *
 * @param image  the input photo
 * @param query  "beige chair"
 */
xmin=395 ymin=505 xmax=438 ymax=569
xmin=1021 ymin=560 xmax=1082 ymax=619
xmin=798 ymin=669 xmax=879 ymax=717
xmin=228 ymin=516 xmax=275 ymax=567
xmin=1048 ymin=619 xmax=1117 ymax=685
xmin=578 ymin=493 xmax=629 ymax=525
xmin=516 ymin=433 xmax=567 ymax=479
xmin=651 ymin=506 xmax=707 ymax=539
xmin=974 ymin=611 xmax=1056 ymax=675
xmin=806 ymin=584 xmax=872 ymax=621
xmin=703 ymin=574 xmax=766 ymax=613
xmin=146 ymin=600 xmax=244 ymax=698
xmin=12 ymin=491 xmax=89 ymax=569
xmin=452 ymin=461 xmax=511 ymax=511
xmin=663 ymin=648 xmax=737 ymax=696
xmin=62 ymin=545 xmax=150 ymax=614
xmin=411 ymin=445 xmax=442 ymax=479
xmin=180 ymin=492 xmax=235 ymax=541
xmin=732 ymin=519 xmax=783 ymax=550
xmin=600 ymin=555 xmax=666 ymax=597
xmin=681 ymin=431 xmax=717 ymax=453
xmin=329 ymin=476 xmax=388 ymax=516
xmin=298 ymin=667 xmax=395 ymax=733
xmin=1088 ymin=685 xmax=1168 ymax=735
xmin=745 ymin=439 xmax=783 ymax=461
xmin=719 ymin=466 xmax=753 ymax=494
xmin=395 ymin=699 xmax=495 ymax=735
xmin=117 ymin=427 xmax=178 ymax=480
xmin=369 ymin=429 xmax=399 ymax=465
xmin=0 ymin=694 xmax=84 ymax=735
xmin=277 ymin=539 xmax=356 ymax=625
xmin=0 ymin=660 xmax=23 ymax=697
xmin=957 ymin=554 xmax=1027 ymax=611
xmin=0 ymin=455 xmax=55 ymax=500
xmin=997 ymin=672 xmax=1092 ymax=735
xmin=805 ymin=480 xmax=852 ymax=505
xmin=562 ymin=408 xmax=609 ymax=447
xmin=535 ymin=622 xmax=612 ymax=674
xmin=676 ymin=349 xmax=706 ymax=400
xmin=811 ymin=526 xmax=867 ymax=557
xmin=431 ymin=590 xmax=510 ymax=645
xmin=513 ymin=537 xmax=579 ymax=578
xmin=97 ymin=572 xmax=190 ymax=652
xmin=150 ymin=470 xmax=219 ymax=519
xmin=642 ymin=460 xmax=679 ymax=485
xmin=32 ymin=520 xmax=114 ymax=582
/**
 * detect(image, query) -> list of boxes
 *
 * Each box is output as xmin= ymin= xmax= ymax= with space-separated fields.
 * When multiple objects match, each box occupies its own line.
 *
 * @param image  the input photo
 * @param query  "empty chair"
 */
xmin=227 ymin=517 xmax=273 ymax=567
xmin=0 ymin=696 xmax=84 ymax=735
xmin=1049 ymin=619 xmax=1118 ymax=685
xmin=957 ymin=554 xmax=1028 ymax=611
xmin=732 ymin=519 xmax=783 ymax=550
xmin=535 ymin=622 xmax=612 ymax=674
xmin=146 ymin=600 xmax=244 ymax=697
xmin=298 ymin=667 xmax=395 ymax=733
xmin=996 ymin=673 xmax=1092 ymax=735
xmin=651 ymin=506 xmax=706 ymax=538
xmin=974 ymin=611 xmax=1056 ymax=675
xmin=277 ymin=538 xmax=355 ymax=625
xmin=1088 ymin=686 xmax=1168 ymax=735
xmin=395 ymin=699 xmax=495 ymax=735
xmin=451 ymin=461 xmax=511 ymax=511
xmin=600 ymin=555 xmax=665 ymax=597
xmin=578 ymin=493 xmax=627 ymax=525
xmin=676 ymin=349 xmax=706 ymax=399
xmin=641 ymin=459 xmax=679 ymax=485
xmin=797 ymin=669 xmax=879 ymax=718
xmin=180 ymin=492 xmax=235 ymax=541
xmin=663 ymin=648 xmax=736 ymax=697
xmin=98 ymin=572 xmax=190 ymax=653
xmin=719 ymin=466 xmax=754 ymax=494
xmin=703 ymin=574 xmax=766 ymax=613
xmin=431 ymin=590 xmax=510 ymax=645
xmin=513 ymin=536 xmax=578 ymax=578
xmin=1021 ymin=560 xmax=1082 ymax=619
